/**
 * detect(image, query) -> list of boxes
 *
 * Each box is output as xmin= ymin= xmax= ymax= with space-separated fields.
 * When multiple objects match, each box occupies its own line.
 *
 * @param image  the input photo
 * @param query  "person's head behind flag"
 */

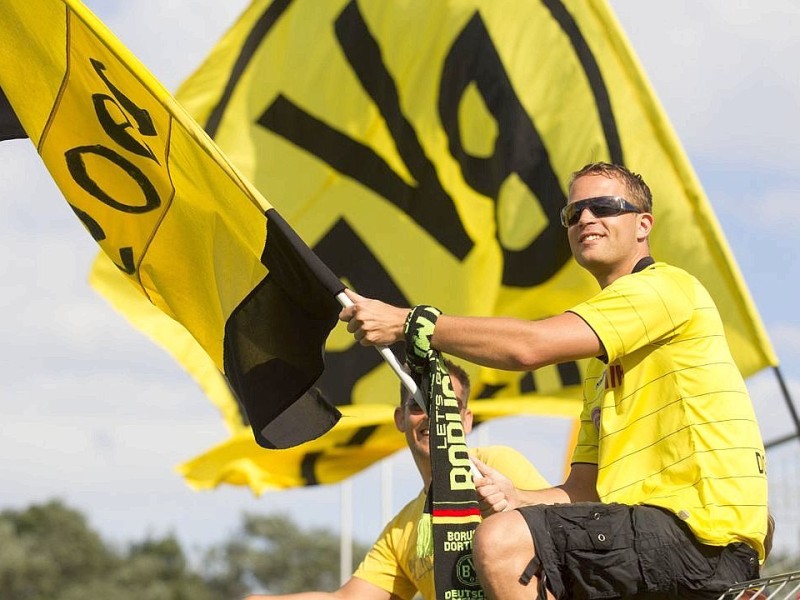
xmin=398 ymin=357 xmax=471 ymax=411
xmin=395 ymin=358 xmax=473 ymax=481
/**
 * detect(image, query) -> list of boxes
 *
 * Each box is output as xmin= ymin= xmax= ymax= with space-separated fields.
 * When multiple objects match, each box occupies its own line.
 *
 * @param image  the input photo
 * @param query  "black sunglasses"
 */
xmin=560 ymin=196 xmax=641 ymax=227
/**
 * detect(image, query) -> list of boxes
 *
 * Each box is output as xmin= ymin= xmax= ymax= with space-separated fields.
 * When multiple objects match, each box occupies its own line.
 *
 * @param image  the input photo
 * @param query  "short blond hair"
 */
xmin=398 ymin=358 xmax=471 ymax=406
xmin=569 ymin=162 xmax=653 ymax=213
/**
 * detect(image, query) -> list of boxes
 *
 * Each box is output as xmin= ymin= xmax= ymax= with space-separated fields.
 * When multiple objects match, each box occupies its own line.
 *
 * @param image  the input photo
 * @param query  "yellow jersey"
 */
xmin=569 ymin=262 xmax=768 ymax=559
xmin=353 ymin=445 xmax=549 ymax=599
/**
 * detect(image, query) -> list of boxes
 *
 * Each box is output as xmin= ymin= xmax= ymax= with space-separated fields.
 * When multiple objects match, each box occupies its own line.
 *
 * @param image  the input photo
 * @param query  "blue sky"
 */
xmin=1 ymin=0 xmax=799 ymax=564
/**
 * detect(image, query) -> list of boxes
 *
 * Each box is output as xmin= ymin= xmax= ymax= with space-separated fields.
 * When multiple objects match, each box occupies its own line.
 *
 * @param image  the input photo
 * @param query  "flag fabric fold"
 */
xmin=222 ymin=208 xmax=345 ymax=448
xmin=0 ymin=0 xmax=346 ymax=449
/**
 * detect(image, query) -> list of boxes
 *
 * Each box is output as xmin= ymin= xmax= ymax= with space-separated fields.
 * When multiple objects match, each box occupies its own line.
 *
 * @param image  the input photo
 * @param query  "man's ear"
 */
xmin=462 ymin=409 xmax=474 ymax=435
xmin=394 ymin=406 xmax=405 ymax=432
xmin=637 ymin=212 xmax=654 ymax=242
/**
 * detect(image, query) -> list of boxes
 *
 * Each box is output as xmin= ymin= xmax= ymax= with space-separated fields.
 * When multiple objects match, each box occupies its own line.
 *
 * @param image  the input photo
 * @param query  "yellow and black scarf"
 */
xmin=404 ymin=305 xmax=485 ymax=599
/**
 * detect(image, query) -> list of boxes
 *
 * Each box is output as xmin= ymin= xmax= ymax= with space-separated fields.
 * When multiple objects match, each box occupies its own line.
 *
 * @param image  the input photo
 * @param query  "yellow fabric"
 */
xmin=82 ymin=0 xmax=775 ymax=489
xmin=89 ymin=255 xmax=245 ymax=433
xmin=176 ymin=0 xmax=775 ymax=384
xmin=91 ymin=246 xmax=579 ymax=489
xmin=179 ymin=404 xmax=402 ymax=490
xmin=176 ymin=396 xmax=569 ymax=491
xmin=0 ymin=0 xmax=273 ymax=376
xmin=570 ymin=262 xmax=768 ymax=560
xmin=353 ymin=446 xmax=549 ymax=600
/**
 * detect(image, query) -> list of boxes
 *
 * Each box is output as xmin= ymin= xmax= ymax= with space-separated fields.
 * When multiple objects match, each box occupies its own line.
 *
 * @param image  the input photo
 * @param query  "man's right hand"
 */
xmin=338 ymin=289 xmax=409 ymax=347
xmin=473 ymin=456 xmax=520 ymax=517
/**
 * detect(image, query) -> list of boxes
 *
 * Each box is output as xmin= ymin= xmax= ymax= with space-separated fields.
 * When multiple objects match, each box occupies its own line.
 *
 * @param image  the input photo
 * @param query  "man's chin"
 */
xmin=574 ymin=252 xmax=602 ymax=267
xmin=575 ymin=253 xmax=613 ymax=277
xmin=416 ymin=438 xmax=430 ymax=456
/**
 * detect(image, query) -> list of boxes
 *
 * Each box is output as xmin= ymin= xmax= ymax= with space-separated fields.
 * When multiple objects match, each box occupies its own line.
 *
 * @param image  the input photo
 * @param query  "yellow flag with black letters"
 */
xmin=175 ymin=0 xmax=777 ymax=489
xmin=179 ymin=0 xmax=776 ymax=388
xmin=0 ymin=0 xmax=356 ymax=450
xmin=93 ymin=0 xmax=777 ymax=490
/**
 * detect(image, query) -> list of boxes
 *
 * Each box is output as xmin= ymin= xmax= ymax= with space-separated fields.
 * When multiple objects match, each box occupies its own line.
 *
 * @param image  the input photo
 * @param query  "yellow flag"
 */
xmin=95 ymin=0 xmax=777 ymax=490
xmin=0 ymin=0 xmax=355 ymax=450
xmin=178 ymin=0 xmax=776 ymax=388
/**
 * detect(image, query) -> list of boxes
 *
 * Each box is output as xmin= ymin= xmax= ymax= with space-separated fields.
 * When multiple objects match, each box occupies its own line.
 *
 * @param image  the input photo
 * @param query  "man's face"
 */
xmin=394 ymin=375 xmax=473 ymax=464
xmin=566 ymin=174 xmax=648 ymax=277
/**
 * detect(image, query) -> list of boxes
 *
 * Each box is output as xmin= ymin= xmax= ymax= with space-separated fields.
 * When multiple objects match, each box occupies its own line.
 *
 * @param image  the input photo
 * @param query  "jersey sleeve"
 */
xmin=570 ymin=358 xmax=603 ymax=464
xmin=568 ymin=264 xmax=694 ymax=364
xmin=352 ymin=498 xmax=421 ymax=600
xmin=571 ymin=402 xmax=600 ymax=465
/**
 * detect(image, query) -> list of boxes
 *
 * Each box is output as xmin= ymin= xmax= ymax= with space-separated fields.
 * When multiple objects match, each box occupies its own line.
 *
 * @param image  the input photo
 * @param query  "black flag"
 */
xmin=0 ymin=86 xmax=26 ymax=141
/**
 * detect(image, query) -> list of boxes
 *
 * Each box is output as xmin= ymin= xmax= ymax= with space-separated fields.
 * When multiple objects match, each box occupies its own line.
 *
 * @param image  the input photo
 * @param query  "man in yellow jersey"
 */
xmin=339 ymin=162 xmax=768 ymax=599
xmin=244 ymin=359 xmax=549 ymax=600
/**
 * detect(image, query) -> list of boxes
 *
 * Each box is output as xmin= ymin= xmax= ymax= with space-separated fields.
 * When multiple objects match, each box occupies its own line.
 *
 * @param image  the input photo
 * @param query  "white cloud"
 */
xmin=750 ymin=187 xmax=800 ymax=230
xmin=769 ymin=321 xmax=800 ymax=359
xmin=611 ymin=0 xmax=800 ymax=170
xmin=89 ymin=0 xmax=250 ymax=90
xmin=747 ymin=368 xmax=799 ymax=438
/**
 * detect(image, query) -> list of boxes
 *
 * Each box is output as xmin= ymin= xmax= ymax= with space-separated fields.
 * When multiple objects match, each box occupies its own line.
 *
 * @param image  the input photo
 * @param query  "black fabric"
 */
xmin=0 ymin=85 xmax=27 ymax=141
xmin=517 ymin=503 xmax=759 ymax=600
xmin=223 ymin=208 xmax=343 ymax=449
xmin=632 ymin=256 xmax=655 ymax=273
xmin=263 ymin=208 xmax=346 ymax=296
xmin=519 ymin=556 xmax=540 ymax=586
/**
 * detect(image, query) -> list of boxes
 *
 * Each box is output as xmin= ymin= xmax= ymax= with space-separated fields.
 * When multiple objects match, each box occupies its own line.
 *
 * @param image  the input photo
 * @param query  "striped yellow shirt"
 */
xmin=569 ymin=262 xmax=768 ymax=559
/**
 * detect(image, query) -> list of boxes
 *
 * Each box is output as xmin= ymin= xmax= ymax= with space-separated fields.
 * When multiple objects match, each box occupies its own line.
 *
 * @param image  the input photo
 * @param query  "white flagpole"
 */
xmin=336 ymin=292 xmax=425 ymax=409
xmin=381 ymin=455 xmax=393 ymax=525
xmin=337 ymin=291 xmax=480 ymax=478
xmin=340 ymin=479 xmax=353 ymax=585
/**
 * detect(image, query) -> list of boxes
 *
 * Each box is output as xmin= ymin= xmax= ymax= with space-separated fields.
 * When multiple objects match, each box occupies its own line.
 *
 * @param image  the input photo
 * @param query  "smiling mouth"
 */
xmin=581 ymin=233 xmax=603 ymax=243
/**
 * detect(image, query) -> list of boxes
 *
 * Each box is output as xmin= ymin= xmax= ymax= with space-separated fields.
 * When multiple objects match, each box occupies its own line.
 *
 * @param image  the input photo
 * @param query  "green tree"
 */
xmin=75 ymin=536 xmax=219 ymax=600
xmin=0 ymin=500 xmax=374 ymax=599
xmin=204 ymin=512 xmax=370 ymax=594
xmin=0 ymin=500 xmax=220 ymax=600
xmin=0 ymin=499 xmax=114 ymax=599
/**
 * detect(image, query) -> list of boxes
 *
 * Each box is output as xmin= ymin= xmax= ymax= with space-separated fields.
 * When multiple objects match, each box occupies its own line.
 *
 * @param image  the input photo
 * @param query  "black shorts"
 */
xmin=517 ymin=503 xmax=759 ymax=600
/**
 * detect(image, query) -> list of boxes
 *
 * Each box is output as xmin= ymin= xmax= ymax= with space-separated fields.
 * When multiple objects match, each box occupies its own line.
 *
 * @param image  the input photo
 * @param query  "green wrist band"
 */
xmin=403 ymin=304 xmax=442 ymax=370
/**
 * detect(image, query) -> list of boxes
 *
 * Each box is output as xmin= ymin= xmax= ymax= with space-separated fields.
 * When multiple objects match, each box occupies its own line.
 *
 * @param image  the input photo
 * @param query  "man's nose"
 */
xmin=577 ymin=205 xmax=598 ymax=223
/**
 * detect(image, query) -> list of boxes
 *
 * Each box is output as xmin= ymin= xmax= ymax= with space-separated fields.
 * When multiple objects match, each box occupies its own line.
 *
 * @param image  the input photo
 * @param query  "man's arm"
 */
xmin=474 ymin=459 xmax=599 ymax=516
xmin=764 ymin=512 xmax=775 ymax=559
xmin=339 ymin=291 xmax=603 ymax=371
xmin=243 ymin=576 xmax=399 ymax=600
